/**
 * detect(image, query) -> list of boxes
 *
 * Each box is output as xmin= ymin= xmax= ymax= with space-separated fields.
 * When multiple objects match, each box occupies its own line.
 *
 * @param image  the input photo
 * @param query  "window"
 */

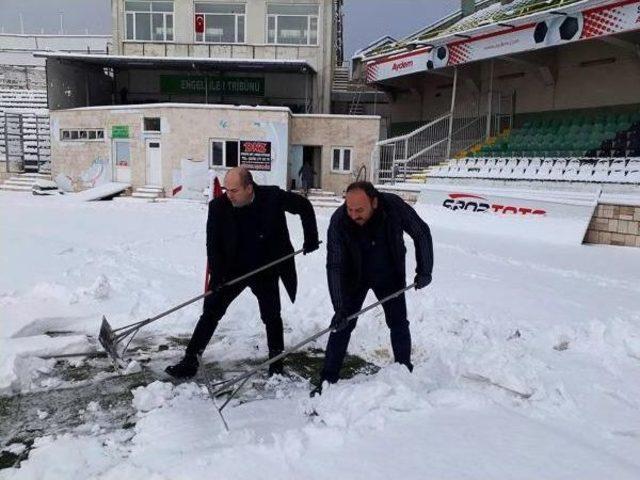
xmin=266 ymin=4 xmax=318 ymax=45
xmin=195 ymin=3 xmax=245 ymax=43
xmin=60 ymin=129 xmax=105 ymax=142
xmin=210 ymin=139 xmax=239 ymax=167
xmin=331 ymin=147 xmax=352 ymax=173
xmin=125 ymin=1 xmax=174 ymax=41
xmin=144 ymin=117 xmax=161 ymax=132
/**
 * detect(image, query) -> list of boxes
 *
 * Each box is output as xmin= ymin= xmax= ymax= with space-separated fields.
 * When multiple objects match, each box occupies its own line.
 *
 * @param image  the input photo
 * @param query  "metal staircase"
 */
xmin=373 ymin=91 xmax=512 ymax=183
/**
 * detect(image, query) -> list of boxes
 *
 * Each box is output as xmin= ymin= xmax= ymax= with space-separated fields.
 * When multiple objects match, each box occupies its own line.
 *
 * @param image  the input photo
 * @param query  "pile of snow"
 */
xmin=1 ymin=190 xmax=640 ymax=479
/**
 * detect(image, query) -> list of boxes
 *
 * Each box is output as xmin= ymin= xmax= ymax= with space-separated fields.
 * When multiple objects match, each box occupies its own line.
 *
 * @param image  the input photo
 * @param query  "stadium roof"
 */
xmin=33 ymin=52 xmax=316 ymax=74
xmin=361 ymin=0 xmax=586 ymax=60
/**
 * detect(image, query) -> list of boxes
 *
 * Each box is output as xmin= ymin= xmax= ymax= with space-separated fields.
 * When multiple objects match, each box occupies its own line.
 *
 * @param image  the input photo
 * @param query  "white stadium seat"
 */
xmin=575 ymin=162 xmax=595 ymax=182
xmin=625 ymin=165 xmax=640 ymax=183
xmin=511 ymin=161 xmax=529 ymax=179
xmin=592 ymin=160 xmax=610 ymax=182
xmin=608 ymin=160 xmax=627 ymax=183
xmin=547 ymin=162 xmax=565 ymax=181
xmin=563 ymin=162 xmax=581 ymax=181
xmin=478 ymin=164 xmax=494 ymax=178
xmin=536 ymin=159 xmax=555 ymax=179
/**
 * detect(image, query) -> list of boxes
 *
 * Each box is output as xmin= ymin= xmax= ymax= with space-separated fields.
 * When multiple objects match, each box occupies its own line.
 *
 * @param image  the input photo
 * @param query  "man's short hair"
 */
xmin=346 ymin=181 xmax=378 ymax=200
xmin=237 ymin=167 xmax=253 ymax=187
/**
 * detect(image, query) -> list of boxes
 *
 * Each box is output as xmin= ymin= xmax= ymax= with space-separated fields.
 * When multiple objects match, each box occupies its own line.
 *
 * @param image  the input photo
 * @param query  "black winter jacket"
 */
xmin=206 ymin=184 xmax=318 ymax=302
xmin=326 ymin=192 xmax=433 ymax=312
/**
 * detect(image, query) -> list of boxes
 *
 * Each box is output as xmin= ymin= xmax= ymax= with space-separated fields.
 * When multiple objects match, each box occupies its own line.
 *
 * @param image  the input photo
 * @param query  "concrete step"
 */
xmin=137 ymin=187 xmax=164 ymax=194
xmin=0 ymin=184 xmax=32 ymax=191
xmin=308 ymin=196 xmax=342 ymax=203
xmin=132 ymin=192 xmax=162 ymax=199
xmin=18 ymin=172 xmax=51 ymax=180
xmin=5 ymin=179 xmax=35 ymax=186
xmin=311 ymin=200 xmax=343 ymax=208
xmin=296 ymin=189 xmax=339 ymax=197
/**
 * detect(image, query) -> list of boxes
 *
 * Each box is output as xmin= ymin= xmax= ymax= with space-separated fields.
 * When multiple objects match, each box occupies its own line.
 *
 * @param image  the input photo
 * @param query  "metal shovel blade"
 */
xmin=98 ymin=316 xmax=121 ymax=363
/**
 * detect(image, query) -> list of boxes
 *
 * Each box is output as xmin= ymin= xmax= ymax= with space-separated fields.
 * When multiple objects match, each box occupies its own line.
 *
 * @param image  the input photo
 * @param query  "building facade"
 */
xmin=109 ymin=0 xmax=335 ymax=113
xmin=49 ymin=104 xmax=380 ymax=196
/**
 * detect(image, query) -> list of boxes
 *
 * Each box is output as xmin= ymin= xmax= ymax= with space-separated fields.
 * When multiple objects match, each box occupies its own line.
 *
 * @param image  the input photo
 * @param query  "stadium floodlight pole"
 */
xmin=446 ymin=66 xmax=458 ymax=159
xmin=486 ymin=60 xmax=494 ymax=140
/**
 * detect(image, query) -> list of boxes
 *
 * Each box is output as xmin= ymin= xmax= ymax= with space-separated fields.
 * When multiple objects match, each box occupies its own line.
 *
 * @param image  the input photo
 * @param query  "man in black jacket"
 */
xmin=166 ymin=167 xmax=319 ymax=379
xmin=319 ymin=181 xmax=433 ymax=386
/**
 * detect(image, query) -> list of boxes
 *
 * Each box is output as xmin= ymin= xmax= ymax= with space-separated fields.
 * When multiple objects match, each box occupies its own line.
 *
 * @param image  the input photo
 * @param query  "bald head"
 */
xmin=224 ymin=167 xmax=254 ymax=207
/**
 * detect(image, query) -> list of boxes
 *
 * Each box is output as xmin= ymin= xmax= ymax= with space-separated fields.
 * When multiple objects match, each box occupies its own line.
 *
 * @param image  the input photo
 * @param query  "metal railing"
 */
xmin=374 ymin=112 xmax=451 ymax=183
xmin=373 ymin=90 xmax=512 ymax=184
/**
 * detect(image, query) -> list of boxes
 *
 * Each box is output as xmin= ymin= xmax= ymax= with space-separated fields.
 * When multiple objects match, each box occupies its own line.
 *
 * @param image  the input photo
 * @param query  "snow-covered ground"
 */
xmin=1 ymin=191 xmax=640 ymax=479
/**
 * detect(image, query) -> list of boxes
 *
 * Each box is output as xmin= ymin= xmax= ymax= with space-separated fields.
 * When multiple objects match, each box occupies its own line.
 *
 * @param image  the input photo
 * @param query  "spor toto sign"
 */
xmin=443 ymin=193 xmax=547 ymax=215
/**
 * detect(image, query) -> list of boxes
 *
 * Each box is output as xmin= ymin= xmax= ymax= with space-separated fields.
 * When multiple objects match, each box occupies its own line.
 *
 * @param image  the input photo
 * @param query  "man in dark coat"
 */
xmin=166 ymin=167 xmax=319 ymax=378
xmin=318 ymin=181 xmax=433 ymax=387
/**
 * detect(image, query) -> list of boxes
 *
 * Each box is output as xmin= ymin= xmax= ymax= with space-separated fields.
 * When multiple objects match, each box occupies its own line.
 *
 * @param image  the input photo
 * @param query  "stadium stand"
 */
xmin=412 ymin=107 xmax=640 ymax=185
xmin=0 ymin=89 xmax=50 ymax=172
xmin=475 ymin=110 xmax=640 ymax=159
xmin=428 ymin=157 xmax=640 ymax=184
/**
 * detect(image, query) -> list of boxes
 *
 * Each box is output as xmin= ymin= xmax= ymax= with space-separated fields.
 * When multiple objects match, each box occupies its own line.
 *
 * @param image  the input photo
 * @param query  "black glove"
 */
xmin=303 ymin=240 xmax=320 ymax=255
xmin=330 ymin=309 xmax=350 ymax=332
xmin=414 ymin=273 xmax=432 ymax=290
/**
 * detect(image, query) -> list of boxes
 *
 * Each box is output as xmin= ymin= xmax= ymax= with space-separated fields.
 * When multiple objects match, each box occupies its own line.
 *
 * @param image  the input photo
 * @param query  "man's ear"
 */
xmin=372 ymin=197 xmax=378 ymax=209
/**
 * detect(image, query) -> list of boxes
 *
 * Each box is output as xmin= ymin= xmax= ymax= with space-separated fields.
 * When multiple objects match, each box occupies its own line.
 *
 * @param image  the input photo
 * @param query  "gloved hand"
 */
xmin=303 ymin=240 xmax=320 ymax=255
xmin=330 ymin=309 xmax=350 ymax=332
xmin=414 ymin=273 xmax=432 ymax=290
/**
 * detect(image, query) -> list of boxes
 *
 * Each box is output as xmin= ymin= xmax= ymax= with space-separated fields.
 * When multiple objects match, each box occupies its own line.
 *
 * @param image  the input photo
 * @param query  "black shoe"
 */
xmin=309 ymin=382 xmax=322 ymax=397
xmin=268 ymin=361 xmax=284 ymax=377
xmin=165 ymin=356 xmax=199 ymax=379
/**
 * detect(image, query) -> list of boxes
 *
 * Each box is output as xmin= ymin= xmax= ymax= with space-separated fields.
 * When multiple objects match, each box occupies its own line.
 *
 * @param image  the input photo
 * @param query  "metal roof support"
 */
xmin=446 ymin=67 xmax=459 ymax=159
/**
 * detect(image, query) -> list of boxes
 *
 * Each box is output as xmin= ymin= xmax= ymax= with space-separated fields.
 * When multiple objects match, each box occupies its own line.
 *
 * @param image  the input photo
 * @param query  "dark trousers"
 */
xmin=185 ymin=275 xmax=284 ymax=365
xmin=321 ymin=280 xmax=412 ymax=383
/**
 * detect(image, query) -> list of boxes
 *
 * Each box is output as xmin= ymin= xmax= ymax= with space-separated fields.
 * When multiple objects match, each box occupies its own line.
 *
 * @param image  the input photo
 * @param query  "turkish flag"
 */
xmin=204 ymin=177 xmax=223 ymax=292
xmin=195 ymin=14 xmax=205 ymax=34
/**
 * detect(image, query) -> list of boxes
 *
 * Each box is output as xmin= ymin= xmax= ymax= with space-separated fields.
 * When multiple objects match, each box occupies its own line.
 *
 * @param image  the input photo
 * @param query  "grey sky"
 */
xmin=0 ymin=0 xmax=459 ymax=57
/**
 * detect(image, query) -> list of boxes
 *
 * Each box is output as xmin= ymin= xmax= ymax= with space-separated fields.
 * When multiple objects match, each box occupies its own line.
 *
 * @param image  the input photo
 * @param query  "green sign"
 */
xmin=160 ymin=75 xmax=265 ymax=97
xmin=111 ymin=125 xmax=130 ymax=139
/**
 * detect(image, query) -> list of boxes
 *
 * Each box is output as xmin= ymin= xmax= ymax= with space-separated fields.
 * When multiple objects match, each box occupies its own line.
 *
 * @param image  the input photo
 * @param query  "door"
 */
xmin=288 ymin=145 xmax=303 ymax=190
xmin=145 ymin=139 xmax=162 ymax=186
xmin=113 ymin=140 xmax=131 ymax=183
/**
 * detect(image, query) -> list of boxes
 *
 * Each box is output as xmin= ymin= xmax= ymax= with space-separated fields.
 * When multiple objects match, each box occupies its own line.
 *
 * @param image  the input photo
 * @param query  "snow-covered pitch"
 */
xmin=1 ymin=191 xmax=639 ymax=479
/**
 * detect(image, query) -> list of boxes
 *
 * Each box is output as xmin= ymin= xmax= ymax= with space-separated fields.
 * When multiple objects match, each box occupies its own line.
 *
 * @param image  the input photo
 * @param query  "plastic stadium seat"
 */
xmin=528 ymin=158 xmax=543 ymax=169
xmin=536 ymin=159 xmax=555 ymax=179
xmin=626 ymin=166 xmax=640 ymax=183
xmin=449 ymin=166 xmax=465 ymax=178
xmin=493 ymin=158 xmax=507 ymax=169
xmin=608 ymin=160 xmax=627 ymax=182
xmin=512 ymin=163 xmax=528 ymax=179
xmin=478 ymin=164 xmax=494 ymax=178
xmin=430 ymin=166 xmax=448 ymax=177
xmin=547 ymin=163 xmax=566 ymax=181
xmin=504 ymin=158 xmax=519 ymax=170
xmin=522 ymin=165 xmax=539 ymax=180
xmin=464 ymin=158 xmax=478 ymax=167
xmin=575 ymin=163 xmax=595 ymax=182
xmin=592 ymin=160 xmax=610 ymax=182
xmin=497 ymin=162 xmax=517 ymax=179
xmin=563 ymin=160 xmax=581 ymax=181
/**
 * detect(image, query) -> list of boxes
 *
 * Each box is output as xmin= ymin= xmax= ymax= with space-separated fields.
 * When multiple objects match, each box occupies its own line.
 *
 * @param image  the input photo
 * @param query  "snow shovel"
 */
xmin=98 ymin=244 xmax=319 ymax=364
xmin=208 ymin=282 xmax=417 ymax=430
